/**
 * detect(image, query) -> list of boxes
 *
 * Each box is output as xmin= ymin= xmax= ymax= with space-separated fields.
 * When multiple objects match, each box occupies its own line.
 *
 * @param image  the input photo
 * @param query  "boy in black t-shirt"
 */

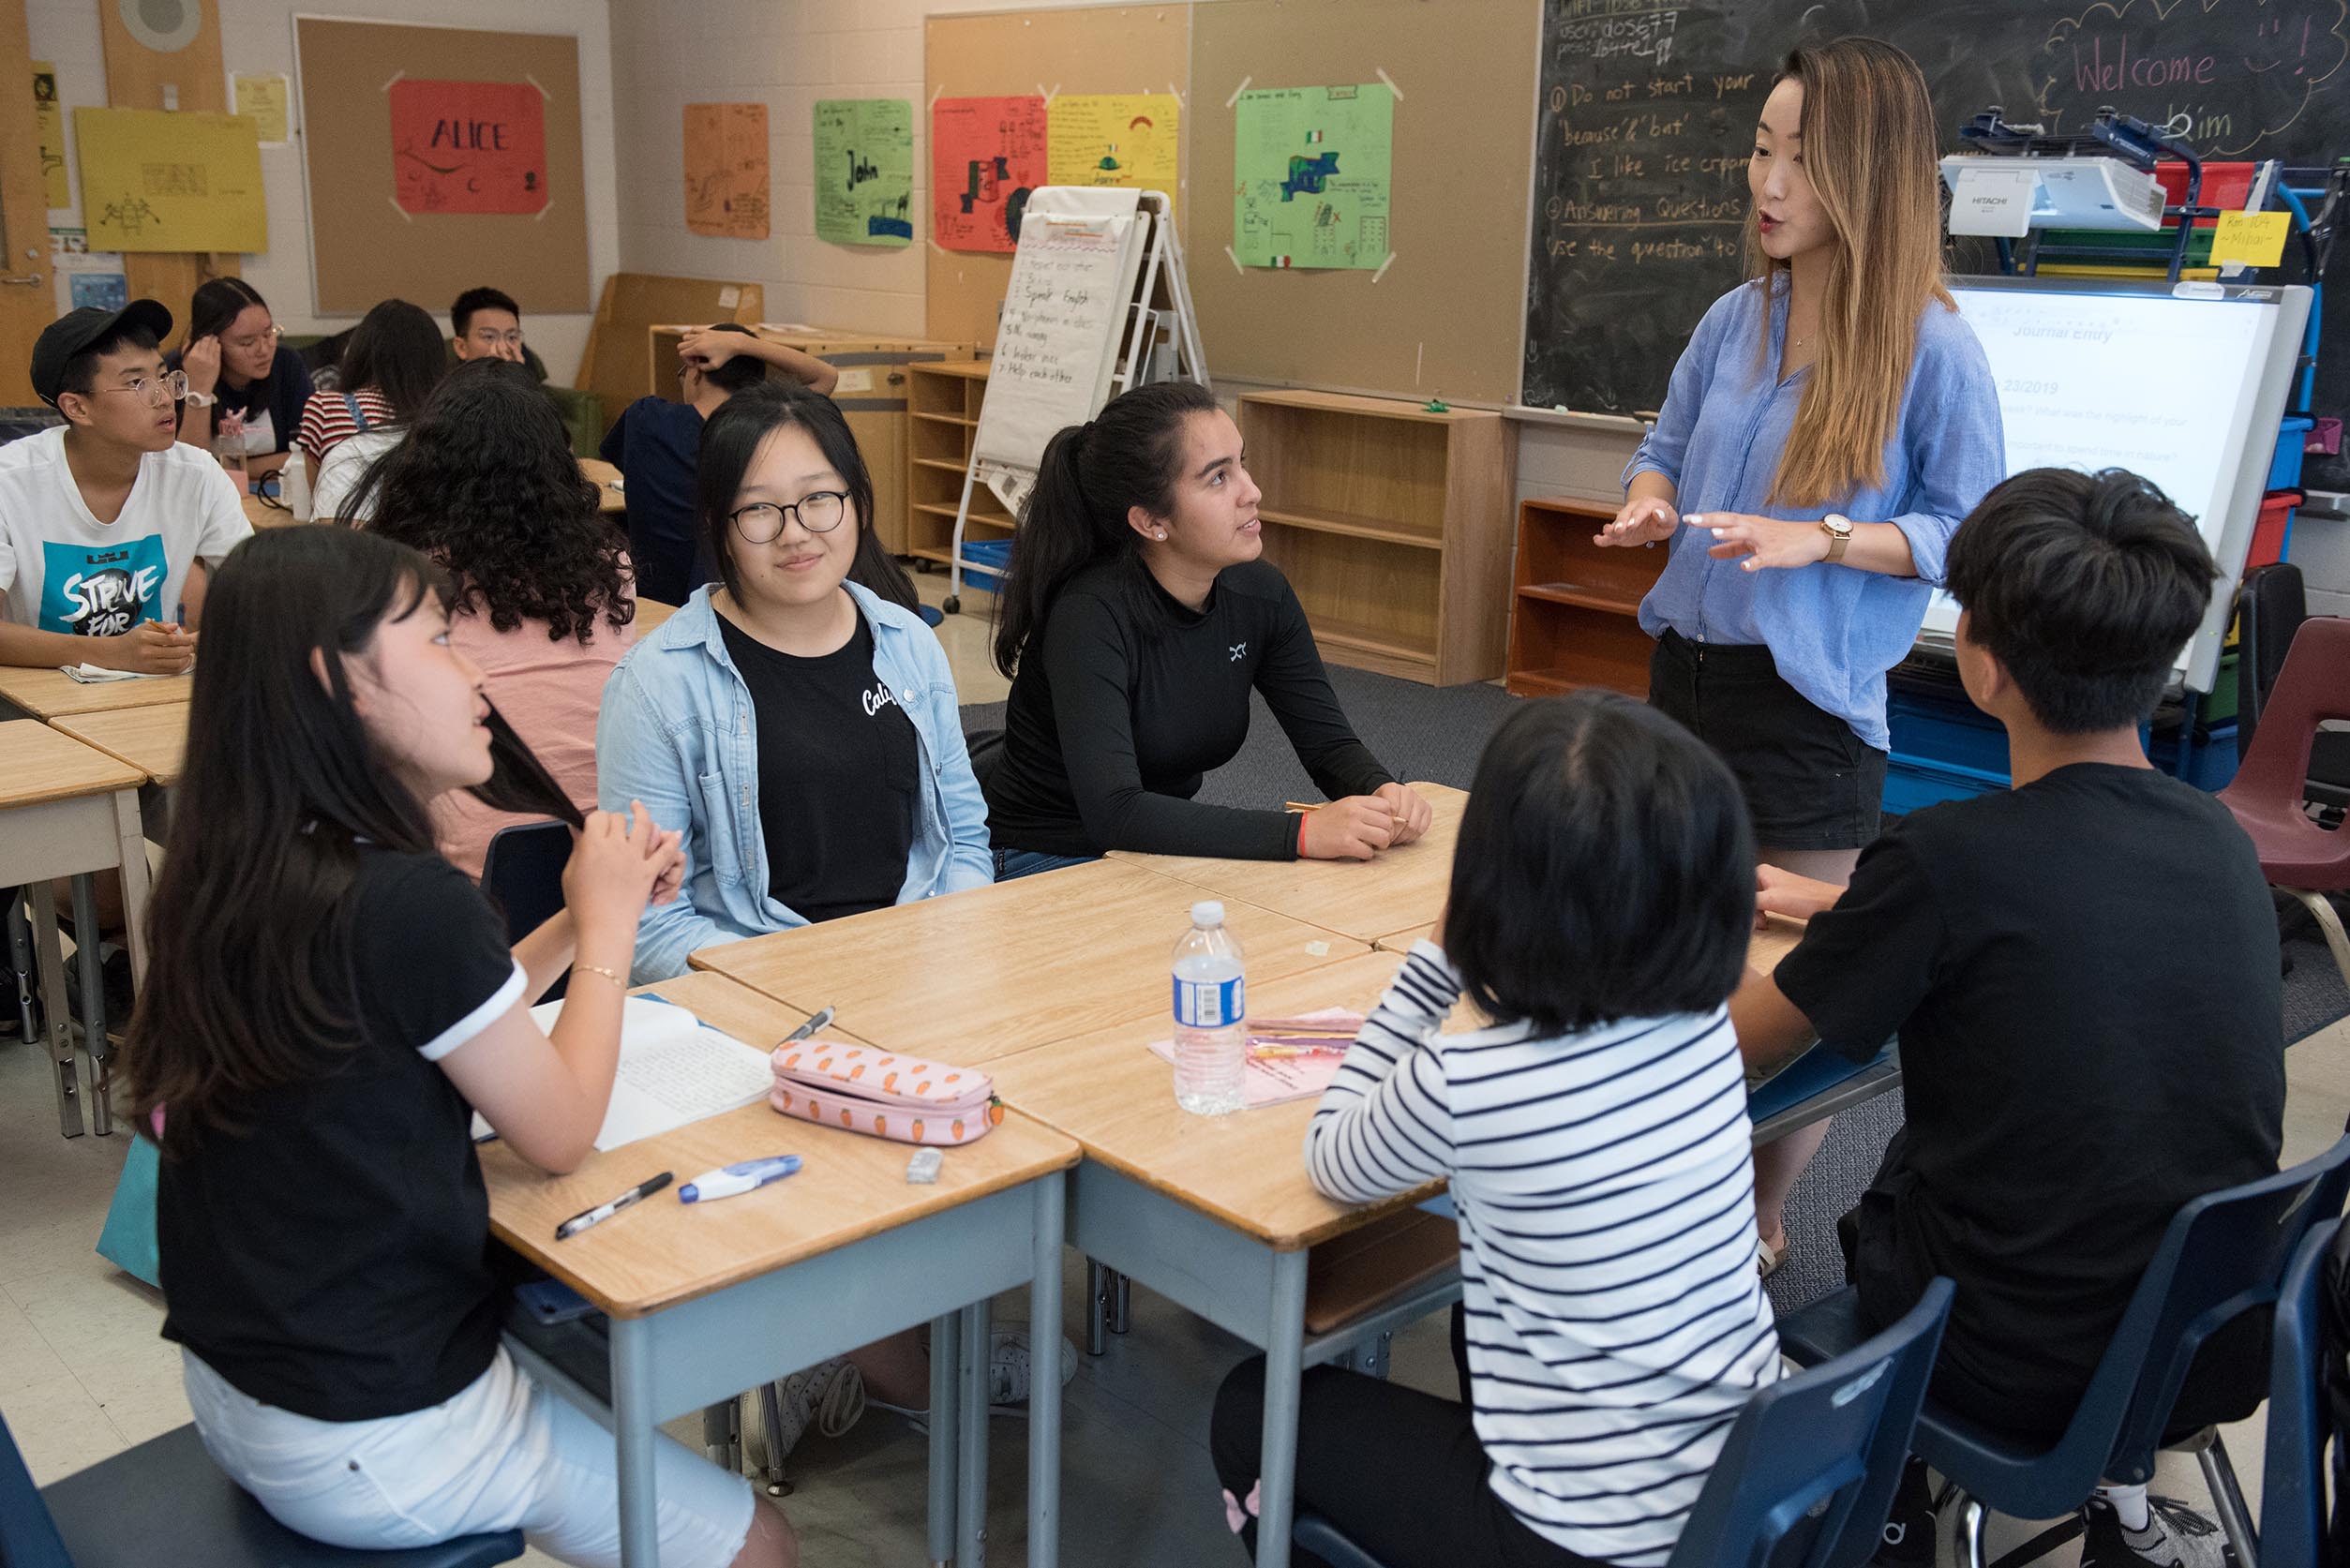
xmin=1732 ymin=468 xmax=2284 ymax=1568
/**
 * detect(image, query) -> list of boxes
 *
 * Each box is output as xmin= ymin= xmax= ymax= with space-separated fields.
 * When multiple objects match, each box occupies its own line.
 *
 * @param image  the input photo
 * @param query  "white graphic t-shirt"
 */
xmin=0 ymin=427 xmax=250 ymax=637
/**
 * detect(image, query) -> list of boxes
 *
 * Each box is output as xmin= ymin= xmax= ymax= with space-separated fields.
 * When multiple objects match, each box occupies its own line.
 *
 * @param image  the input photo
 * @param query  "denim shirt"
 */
xmin=594 ymin=583 xmax=994 ymax=981
xmin=1625 ymin=278 xmax=2004 ymax=750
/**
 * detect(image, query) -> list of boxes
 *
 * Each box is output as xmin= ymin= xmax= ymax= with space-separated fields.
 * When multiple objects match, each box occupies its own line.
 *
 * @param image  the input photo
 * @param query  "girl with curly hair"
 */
xmin=353 ymin=359 xmax=636 ymax=877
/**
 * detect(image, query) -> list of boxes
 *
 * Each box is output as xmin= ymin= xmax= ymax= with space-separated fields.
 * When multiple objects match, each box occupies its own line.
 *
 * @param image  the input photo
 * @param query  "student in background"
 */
xmin=295 ymin=297 xmax=448 ymax=500
xmin=0 ymin=301 xmax=245 ymax=671
xmin=352 ymin=359 xmax=636 ymax=879
xmin=982 ymin=380 xmax=1432 ymax=876
xmin=452 ymin=286 xmax=531 ymax=368
xmin=172 ymin=277 xmax=315 ymax=484
xmin=600 ymin=323 xmax=841 ymax=605
xmin=1592 ymin=36 xmax=2003 ymax=1269
xmin=122 ymin=525 xmax=794 ymax=1568
xmin=1734 ymin=469 xmax=2282 ymax=1568
xmin=1212 ymin=691 xmax=1779 ymax=1568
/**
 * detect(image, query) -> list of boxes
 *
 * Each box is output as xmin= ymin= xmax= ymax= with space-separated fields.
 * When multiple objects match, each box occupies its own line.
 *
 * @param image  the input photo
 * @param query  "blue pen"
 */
xmin=679 ymin=1155 xmax=802 ymax=1204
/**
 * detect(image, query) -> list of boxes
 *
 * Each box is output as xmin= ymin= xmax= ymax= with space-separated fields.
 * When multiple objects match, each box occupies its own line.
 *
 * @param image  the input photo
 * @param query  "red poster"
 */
xmin=389 ymin=79 xmax=547 ymax=216
xmin=931 ymin=96 xmax=1046 ymax=253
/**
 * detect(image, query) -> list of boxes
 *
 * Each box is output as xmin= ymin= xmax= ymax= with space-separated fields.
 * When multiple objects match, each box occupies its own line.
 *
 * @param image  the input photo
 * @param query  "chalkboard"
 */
xmin=1523 ymin=0 xmax=2349 ymax=415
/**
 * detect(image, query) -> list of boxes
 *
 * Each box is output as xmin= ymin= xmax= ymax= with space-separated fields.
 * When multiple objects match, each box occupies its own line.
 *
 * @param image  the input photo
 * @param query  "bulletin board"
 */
xmin=1189 ymin=0 xmax=1537 ymax=405
xmin=292 ymin=16 xmax=591 ymax=316
xmin=922 ymin=7 xmax=1192 ymax=351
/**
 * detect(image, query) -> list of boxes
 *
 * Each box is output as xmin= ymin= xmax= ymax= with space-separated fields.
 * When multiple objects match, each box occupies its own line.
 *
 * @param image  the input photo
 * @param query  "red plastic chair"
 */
xmin=2218 ymin=615 xmax=2350 ymax=989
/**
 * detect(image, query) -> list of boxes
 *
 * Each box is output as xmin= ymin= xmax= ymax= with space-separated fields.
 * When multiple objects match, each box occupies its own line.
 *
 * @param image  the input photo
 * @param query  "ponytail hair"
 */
xmin=992 ymin=379 xmax=1218 ymax=678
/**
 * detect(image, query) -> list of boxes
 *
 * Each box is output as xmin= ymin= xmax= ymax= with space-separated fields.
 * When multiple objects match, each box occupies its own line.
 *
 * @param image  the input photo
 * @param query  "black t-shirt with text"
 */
xmin=719 ymin=612 xmax=920 ymax=922
xmin=157 ymin=847 xmax=523 ymax=1422
xmin=1773 ymin=763 xmax=2285 ymax=1424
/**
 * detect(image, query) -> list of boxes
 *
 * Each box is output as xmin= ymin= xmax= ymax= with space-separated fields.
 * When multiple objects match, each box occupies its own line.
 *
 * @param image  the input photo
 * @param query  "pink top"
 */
xmin=434 ymin=589 xmax=636 ymax=881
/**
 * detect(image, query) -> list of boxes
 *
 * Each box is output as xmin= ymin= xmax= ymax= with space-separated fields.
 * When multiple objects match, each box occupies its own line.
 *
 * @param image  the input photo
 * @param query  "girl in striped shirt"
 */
xmin=1211 ymin=691 xmax=1782 ymax=1568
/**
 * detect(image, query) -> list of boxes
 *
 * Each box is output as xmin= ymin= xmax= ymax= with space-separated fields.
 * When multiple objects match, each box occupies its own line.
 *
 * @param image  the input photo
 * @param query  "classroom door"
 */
xmin=0 ymin=0 xmax=48 ymax=406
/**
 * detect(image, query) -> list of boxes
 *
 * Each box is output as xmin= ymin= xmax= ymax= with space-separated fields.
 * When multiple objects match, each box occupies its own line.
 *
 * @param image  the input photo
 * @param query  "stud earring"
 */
xmin=1156 ymin=530 xmax=1167 ymax=540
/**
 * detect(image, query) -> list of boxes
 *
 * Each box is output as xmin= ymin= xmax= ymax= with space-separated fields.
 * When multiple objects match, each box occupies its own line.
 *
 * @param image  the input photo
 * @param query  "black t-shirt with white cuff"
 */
xmin=158 ymin=846 xmax=525 ymax=1423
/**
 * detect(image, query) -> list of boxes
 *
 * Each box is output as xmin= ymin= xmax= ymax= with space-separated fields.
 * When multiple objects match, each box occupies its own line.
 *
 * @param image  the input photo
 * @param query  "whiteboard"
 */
xmin=1926 ymin=278 xmax=2311 ymax=693
xmin=972 ymin=186 xmax=1149 ymax=511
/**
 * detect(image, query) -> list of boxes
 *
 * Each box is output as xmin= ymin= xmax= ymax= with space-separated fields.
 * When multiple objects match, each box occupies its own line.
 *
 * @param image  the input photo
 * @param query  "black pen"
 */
xmin=555 ymin=1172 xmax=673 ymax=1241
xmin=781 ymin=1007 xmax=835 ymax=1045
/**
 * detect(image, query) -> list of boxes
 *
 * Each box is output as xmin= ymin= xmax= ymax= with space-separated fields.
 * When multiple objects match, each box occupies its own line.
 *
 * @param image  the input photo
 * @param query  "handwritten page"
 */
xmin=1234 ymin=84 xmax=1395 ymax=271
xmin=684 ymin=102 xmax=770 ymax=239
xmin=1045 ymin=93 xmax=1180 ymax=217
xmin=932 ymin=96 xmax=1047 ymax=254
xmin=813 ymin=97 xmax=913 ymax=246
xmin=471 ymin=994 xmax=774 ymax=1151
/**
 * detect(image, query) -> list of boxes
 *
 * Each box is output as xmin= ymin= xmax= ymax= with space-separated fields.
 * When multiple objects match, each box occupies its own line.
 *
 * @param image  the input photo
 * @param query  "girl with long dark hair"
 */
xmin=983 ymin=380 xmax=1430 ymax=877
xmin=120 ymin=526 xmax=794 ymax=1568
xmin=171 ymin=276 xmax=313 ymax=482
xmin=298 ymin=298 xmax=449 ymax=518
xmin=357 ymin=358 xmax=636 ymax=878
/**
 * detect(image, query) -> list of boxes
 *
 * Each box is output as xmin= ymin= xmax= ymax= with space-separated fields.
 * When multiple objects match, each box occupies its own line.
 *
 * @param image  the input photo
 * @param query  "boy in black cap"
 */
xmin=0 ymin=300 xmax=248 ymax=671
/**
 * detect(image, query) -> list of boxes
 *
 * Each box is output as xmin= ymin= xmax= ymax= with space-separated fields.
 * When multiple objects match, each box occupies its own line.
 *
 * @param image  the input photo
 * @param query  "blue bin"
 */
xmin=2270 ymin=416 xmax=2315 ymax=491
xmin=958 ymin=537 xmax=1012 ymax=594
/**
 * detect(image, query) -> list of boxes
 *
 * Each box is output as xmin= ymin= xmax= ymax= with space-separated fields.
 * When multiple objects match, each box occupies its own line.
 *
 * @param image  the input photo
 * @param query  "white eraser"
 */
xmin=906 ymin=1148 xmax=943 ymax=1185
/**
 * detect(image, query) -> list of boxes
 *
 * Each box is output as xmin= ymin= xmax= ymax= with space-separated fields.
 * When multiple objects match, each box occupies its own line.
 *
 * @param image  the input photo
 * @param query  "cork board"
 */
xmin=292 ymin=16 xmax=591 ymax=316
xmin=922 ymin=7 xmax=1191 ymax=351
xmin=1189 ymin=0 xmax=1539 ymax=405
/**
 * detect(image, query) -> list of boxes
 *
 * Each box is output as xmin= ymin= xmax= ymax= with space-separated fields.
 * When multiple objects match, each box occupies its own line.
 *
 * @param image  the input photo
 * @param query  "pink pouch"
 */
xmin=771 ymin=1040 xmax=998 ymax=1146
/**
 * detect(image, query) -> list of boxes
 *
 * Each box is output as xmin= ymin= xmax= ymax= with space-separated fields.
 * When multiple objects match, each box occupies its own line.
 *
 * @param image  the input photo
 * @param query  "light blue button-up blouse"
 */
xmin=1624 ymin=276 xmax=2005 ymax=751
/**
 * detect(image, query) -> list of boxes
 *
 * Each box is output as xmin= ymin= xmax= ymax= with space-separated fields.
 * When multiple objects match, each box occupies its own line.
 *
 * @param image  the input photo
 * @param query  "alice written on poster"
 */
xmin=932 ymin=95 xmax=1046 ymax=254
xmin=814 ymin=97 xmax=913 ymax=247
xmin=388 ymin=79 xmax=548 ymax=216
xmin=1234 ymin=83 xmax=1394 ymax=270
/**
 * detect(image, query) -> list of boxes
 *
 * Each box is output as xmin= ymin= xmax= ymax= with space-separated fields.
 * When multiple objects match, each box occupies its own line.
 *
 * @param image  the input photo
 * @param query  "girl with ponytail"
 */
xmin=983 ymin=380 xmax=1429 ymax=875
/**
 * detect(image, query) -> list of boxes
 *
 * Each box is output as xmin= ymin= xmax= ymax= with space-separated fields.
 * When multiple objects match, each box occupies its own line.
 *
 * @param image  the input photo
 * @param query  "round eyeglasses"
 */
xmin=730 ymin=491 xmax=848 ymax=543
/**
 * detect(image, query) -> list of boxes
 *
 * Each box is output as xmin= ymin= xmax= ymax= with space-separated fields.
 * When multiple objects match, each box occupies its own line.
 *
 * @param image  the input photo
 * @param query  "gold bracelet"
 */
xmin=573 ymin=963 xmax=628 ymax=989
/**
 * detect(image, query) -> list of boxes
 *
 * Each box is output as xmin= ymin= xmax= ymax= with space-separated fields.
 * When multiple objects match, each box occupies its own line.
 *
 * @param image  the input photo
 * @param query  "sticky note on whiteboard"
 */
xmin=2211 ymin=211 xmax=2289 ymax=269
xmin=1947 ymin=167 xmax=2035 ymax=238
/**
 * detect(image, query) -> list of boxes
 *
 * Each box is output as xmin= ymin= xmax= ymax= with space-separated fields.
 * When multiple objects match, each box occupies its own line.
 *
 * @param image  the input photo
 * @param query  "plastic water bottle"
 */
xmin=1172 ymin=901 xmax=1246 ymax=1115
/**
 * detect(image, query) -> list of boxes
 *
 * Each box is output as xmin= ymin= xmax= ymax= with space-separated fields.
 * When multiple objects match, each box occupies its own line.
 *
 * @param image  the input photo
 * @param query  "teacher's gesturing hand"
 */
xmin=1593 ymin=492 xmax=1680 ymax=548
xmin=1694 ymin=512 xmax=1830 ymax=571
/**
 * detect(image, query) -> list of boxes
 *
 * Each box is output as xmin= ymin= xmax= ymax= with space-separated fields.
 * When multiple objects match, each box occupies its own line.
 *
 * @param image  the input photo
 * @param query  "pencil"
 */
xmin=1284 ymin=800 xmax=1323 ymax=813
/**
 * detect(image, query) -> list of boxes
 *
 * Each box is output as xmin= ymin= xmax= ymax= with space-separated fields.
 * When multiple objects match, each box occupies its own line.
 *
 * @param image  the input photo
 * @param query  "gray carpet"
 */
xmin=964 ymin=663 xmax=2350 ymax=1312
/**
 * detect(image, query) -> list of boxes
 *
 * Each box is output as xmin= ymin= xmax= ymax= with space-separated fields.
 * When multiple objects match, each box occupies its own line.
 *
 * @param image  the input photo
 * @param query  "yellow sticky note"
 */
xmin=2212 ymin=210 xmax=2290 ymax=269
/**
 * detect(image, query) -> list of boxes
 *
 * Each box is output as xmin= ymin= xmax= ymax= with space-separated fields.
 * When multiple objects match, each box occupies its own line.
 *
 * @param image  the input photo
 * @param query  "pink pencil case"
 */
xmin=771 ymin=1040 xmax=999 ymax=1146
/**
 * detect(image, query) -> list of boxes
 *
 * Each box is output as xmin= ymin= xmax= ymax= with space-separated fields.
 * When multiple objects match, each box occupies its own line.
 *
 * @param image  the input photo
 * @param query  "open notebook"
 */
xmin=471 ymin=993 xmax=775 ymax=1152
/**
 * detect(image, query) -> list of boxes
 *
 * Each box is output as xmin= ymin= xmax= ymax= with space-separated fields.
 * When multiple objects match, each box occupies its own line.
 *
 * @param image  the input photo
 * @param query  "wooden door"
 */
xmin=0 ymin=0 xmax=51 ymax=405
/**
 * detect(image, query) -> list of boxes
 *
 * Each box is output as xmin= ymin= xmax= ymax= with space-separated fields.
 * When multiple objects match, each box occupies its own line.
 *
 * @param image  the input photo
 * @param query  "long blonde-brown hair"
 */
xmin=1751 ymin=37 xmax=1952 ymax=509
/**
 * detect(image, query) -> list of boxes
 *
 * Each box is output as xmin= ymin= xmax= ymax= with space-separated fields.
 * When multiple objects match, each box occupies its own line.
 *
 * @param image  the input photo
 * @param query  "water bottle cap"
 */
xmin=1190 ymin=900 xmax=1224 ymax=928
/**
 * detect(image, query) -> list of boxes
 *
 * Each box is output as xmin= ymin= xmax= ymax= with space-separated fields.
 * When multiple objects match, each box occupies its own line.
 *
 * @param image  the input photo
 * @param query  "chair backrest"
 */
xmin=0 ymin=1410 xmax=73 ymax=1568
xmin=481 ymin=821 xmax=575 ymax=1001
xmin=2236 ymin=563 xmax=2307 ymax=759
xmin=2058 ymin=1133 xmax=2350 ymax=1492
xmin=1668 ymin=1279 xmax=1953 ymax=1568
xmin=2228 ymin=618 xmax=2350 ymax=808
xmin=2263 ymin=1217 xmax=2341 ymax=1568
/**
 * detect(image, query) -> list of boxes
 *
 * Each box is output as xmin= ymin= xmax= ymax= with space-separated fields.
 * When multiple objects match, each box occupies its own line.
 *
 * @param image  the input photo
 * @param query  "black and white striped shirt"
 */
xmin=1306 ymin=943 xmax=1781 ymax=1567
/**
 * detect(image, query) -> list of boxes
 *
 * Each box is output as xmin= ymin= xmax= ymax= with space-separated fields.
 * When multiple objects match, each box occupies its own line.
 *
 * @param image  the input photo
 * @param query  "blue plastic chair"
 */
xmin=481 ymin=821 xmax=575 ymax=1002
xmin=2262 ymin=1216 xmax=2341 ymax=1568
xmin=0 ymin=1411 xmax=521 ymax=1568
xmin=1780 ymin=1132 xmax=2350 ymax=1568
xmin=1292 ymin=1278 xmax=1955 ymax=1568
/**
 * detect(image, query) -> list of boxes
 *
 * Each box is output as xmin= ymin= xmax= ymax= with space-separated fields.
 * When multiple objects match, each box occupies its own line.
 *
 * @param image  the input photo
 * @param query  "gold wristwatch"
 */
xmin=1819 ymin=513 xmax=1854 ymax=564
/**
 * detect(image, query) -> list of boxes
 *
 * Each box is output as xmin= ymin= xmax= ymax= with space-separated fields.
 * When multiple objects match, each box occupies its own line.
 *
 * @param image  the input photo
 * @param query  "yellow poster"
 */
xmin=33 ymin=63 xmax=67 ymax=208
xmin=1046 ymin=93 xmax=1179 ymax=214
xmin=74 ymin=107 xmax=266 ymax=253
xmin=232 ymin=73 xmax=291 ymax=145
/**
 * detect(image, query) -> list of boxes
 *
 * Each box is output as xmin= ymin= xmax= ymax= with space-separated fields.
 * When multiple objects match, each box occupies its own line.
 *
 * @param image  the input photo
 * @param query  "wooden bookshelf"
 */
xmin=903 ymin=361 xmax=1014 ymax=606
xmin=1235 ymin=390 xmax=1517 ymax=686
xmin=1505 ymin=497 xmax=1668 ymax=697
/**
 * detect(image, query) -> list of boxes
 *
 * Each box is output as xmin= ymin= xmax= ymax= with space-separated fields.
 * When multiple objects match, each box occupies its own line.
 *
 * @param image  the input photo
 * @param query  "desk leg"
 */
xmin=957 ymin=1301 xmax=988 ymax=1567
xmin=1252 ymin=1250 xmax=1310 ymax=1568
xmin=26 ymin=885 xmax=81 ymax=1138
xmin=611 ymin=1315 xmax=660 ymax=1568
xmin=112 ymin=790 xmax=152 ymax=983
xmin=929 ymin=1312 xmax=959 ymax=1568
xmin=69 ymin=875 xmax=110 ymax=1137
xmin=1029 ymin=1177 xmax=1064 ymax=1568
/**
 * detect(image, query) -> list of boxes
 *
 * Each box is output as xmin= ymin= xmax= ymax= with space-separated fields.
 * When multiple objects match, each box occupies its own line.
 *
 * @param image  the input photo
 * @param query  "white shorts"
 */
xmin=182 ymin=1346 xmax=756 ymax=1568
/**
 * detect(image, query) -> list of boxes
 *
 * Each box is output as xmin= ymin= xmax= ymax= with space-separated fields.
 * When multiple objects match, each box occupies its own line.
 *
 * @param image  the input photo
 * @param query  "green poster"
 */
xmin=1233 ymin=84 xmax=1394 ymax=270
xmin=814 ymin=98 xmax=913 ymax=247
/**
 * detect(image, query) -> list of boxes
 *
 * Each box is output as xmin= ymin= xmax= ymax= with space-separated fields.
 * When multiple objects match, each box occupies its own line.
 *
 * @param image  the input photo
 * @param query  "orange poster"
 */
xmin=388 ymin=79 xmax=547 ymax=216
xmin=684 ymin=102 xmax=770 ymax=239
xmin=932 ymin=96 xmax=1046 ymax=253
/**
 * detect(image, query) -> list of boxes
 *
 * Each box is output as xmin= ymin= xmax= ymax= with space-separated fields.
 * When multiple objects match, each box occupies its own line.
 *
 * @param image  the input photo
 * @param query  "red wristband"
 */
xmin=1297 ymin=812 xmax=1310 ymax=858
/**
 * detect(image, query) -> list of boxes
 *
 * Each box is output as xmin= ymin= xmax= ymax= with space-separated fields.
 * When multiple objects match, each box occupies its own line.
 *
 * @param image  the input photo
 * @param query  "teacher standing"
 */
xmin=1595 ymin=36 xmax=2003 ymax=1277
xmin=1597 ymin=35 xmax=2002 ymax=883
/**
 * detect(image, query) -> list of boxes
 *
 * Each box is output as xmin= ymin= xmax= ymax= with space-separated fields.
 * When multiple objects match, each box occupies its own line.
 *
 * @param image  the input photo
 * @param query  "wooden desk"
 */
xmin=634 ymin=598 xmax=677 ymax=636
xmin=691 ymin=859 xmax=1370 ymax=1061
xmin=484 ymin=972 xmax=1077 ymax=1566
xmin=580 ymin=456 xmax=627 ymax=515
xmin=1375 ymin=911 xmax=1810 ymax=974
xmin=0 ymin=722 xmax=153 ymax=1137
xmin=1109 ymin=783 xmax=1468 ymax=947
xmin=0 ymin=663 xmax=191 ymax=720
xmin=53 ymin=703 xmax=189 ymax=787
xmin=238 ymin=491 xmax=300 ymax=530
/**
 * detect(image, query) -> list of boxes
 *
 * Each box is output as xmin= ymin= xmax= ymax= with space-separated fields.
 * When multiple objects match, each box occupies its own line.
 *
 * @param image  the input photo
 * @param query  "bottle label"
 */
xmin=1173 ymin=974 xmax=1244 ymax=1029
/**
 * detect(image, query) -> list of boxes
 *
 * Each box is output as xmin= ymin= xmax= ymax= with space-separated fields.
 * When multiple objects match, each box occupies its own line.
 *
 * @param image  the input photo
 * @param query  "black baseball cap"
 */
xmin=31 ymin=299 xmax=174 ymax=409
